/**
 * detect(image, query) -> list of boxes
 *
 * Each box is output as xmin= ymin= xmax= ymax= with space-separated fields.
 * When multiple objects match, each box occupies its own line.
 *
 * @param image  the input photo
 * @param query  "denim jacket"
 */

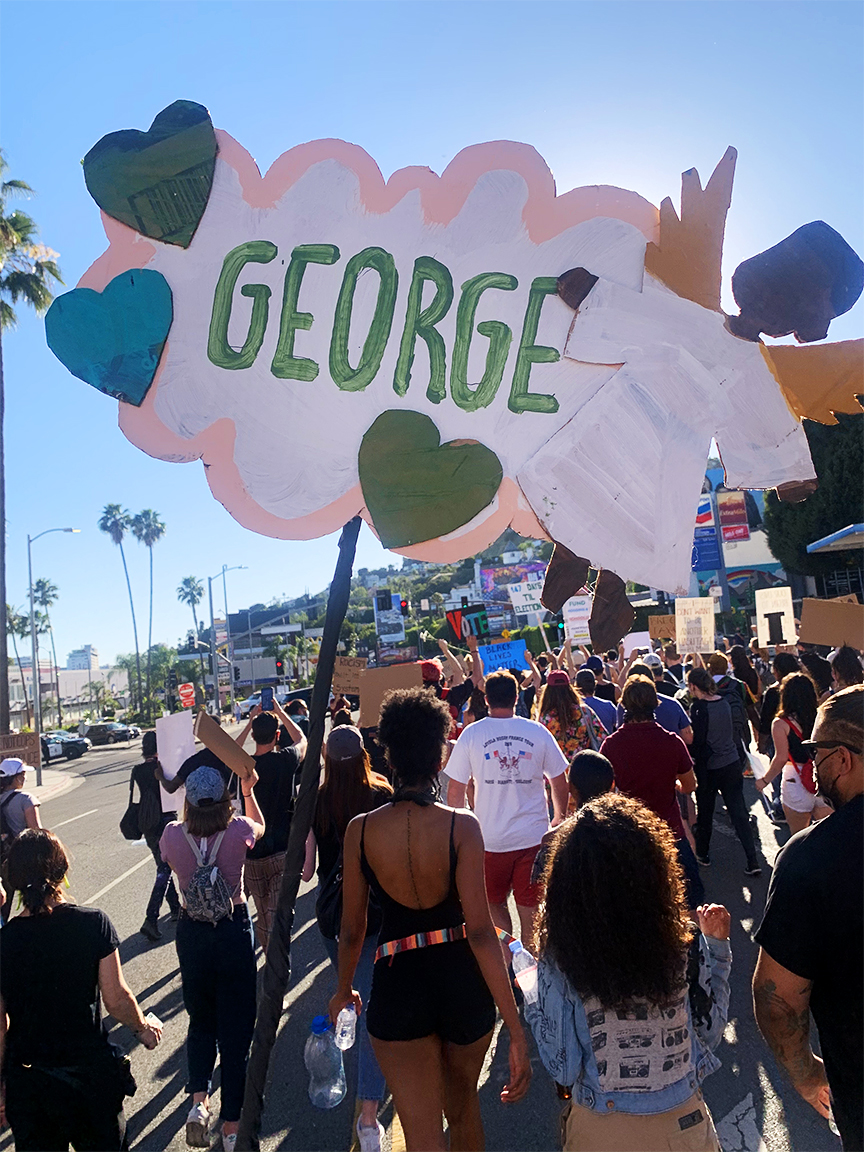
xmin=525 ymin=934 xmax=732 ymax=1115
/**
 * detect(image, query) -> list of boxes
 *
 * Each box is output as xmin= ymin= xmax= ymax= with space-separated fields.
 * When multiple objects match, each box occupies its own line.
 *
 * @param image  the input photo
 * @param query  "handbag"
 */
xmin=119 ymin=779 xmax=141 ymax=841
xmin=315 ymin=850 xmax=382 ymax=942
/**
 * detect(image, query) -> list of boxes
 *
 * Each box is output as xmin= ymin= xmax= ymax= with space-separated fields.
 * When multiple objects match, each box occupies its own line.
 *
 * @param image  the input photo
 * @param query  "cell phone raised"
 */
xmin=260 ymin=686 xmax=274 ymax=711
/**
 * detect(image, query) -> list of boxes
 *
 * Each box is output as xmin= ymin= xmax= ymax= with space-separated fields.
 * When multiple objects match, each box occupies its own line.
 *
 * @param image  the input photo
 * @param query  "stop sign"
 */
xmin=178 ymin=682 xmax=195 ymax=708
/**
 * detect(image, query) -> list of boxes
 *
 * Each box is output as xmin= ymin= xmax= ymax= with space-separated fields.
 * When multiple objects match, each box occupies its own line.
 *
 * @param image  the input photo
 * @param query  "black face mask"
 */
xmin=816 ymin=750 xmax=844 ymax=810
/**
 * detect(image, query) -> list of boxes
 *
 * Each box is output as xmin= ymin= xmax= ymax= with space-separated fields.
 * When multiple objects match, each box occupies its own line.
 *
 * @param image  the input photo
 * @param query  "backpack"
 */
xmin=0 ymin=791 xmax=19 ymax=868
xmin=180 ymin=826 xmax=235 ymax=925
xmin=715 ymin=676 xmax=750 ymax=754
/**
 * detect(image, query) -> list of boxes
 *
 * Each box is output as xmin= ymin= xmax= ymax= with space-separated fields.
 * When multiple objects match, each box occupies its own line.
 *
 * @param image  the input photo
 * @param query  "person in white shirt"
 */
xmin=447 ymin=672 xmax=569 ymax=945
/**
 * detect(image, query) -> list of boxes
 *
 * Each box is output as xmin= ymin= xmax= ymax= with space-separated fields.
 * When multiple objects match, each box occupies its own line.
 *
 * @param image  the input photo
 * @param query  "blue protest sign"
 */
xmin=478 ymin=638 xmax=530 ymax=672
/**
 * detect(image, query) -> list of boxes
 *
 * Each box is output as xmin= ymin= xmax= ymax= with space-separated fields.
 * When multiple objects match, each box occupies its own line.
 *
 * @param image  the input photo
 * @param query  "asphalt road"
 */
xmin=0 ymin=739 xmax=842 ymax=1152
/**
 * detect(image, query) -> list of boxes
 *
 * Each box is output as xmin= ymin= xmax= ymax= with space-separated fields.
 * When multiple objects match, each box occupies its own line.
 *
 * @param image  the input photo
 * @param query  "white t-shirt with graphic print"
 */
xmin=447 ymin=716 xmax=568 ymax=853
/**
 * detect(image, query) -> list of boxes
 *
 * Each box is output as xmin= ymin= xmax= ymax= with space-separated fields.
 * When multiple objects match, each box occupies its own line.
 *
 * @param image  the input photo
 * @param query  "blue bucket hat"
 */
xmin=185 ymin=765 xmax=226 ymax=807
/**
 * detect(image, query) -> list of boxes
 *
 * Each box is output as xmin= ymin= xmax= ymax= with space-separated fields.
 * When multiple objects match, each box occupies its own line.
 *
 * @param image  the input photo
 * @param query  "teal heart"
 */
xmin=83 ymin=100 xmax=217 ymax=248
xmin=359 ymin=410 xmax=503 ymax=548
xmin=45 ymin=269 xmax=173 ymax=406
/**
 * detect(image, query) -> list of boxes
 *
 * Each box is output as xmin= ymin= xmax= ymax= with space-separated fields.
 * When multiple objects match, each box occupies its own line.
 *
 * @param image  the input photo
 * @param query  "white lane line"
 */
xmin=84 ymin=855 xmax=151 ymax=906
xmin=52 ymin=808 xmax=99 ymax=829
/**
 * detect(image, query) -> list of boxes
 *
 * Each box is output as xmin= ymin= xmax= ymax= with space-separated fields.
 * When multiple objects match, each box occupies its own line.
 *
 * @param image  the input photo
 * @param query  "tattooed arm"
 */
xmin=752 ymin=948 xmax=830 ymax=1118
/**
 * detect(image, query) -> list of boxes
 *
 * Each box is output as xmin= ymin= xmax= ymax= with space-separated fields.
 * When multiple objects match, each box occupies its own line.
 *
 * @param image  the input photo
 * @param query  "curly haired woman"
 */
xmin=526 ymin=794 xmax=732 ymax=1151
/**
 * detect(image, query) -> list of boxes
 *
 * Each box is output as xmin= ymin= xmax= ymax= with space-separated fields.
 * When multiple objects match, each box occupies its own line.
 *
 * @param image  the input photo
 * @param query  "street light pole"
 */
xmin=220 ymin=565 xmax=246 ymax=719
xmin=28 ymin=527 xmax=79 ymax=785
xmin=207 ymin=576 xmax=218 ymax=716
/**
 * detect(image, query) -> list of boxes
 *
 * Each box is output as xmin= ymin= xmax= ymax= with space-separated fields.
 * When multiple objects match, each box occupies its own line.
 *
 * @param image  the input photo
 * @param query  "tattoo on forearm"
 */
xmin=754 ymin=978 xmax=815 ymax=1085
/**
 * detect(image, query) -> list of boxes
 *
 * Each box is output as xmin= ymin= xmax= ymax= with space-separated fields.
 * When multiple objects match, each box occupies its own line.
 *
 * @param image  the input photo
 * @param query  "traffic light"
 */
xmin=168 ymin=669 xmax=178 ymax=690
xmin=400 ymin=598 xmax=409 ymax=617
xmin=275 ymin=658 xmax=284 ymax=679
xmin=375 ymin=589 xmax=392 ymax=613
xmin=234 ymin=665 xmax=240 ymax=682
xmin=557 ymin=620 xmax=565 ymax=636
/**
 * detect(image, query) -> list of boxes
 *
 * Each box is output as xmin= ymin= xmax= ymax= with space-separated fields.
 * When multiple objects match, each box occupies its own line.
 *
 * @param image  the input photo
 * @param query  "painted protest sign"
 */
xmin=648 ymin=615 xmax=677 ymax=641
xmin=755 ymin=586 xmax=796 ymax=648
xmin=508 ymin=580 xmax=546 ymax=618
xmin=478 ymin=639 xmax=530 ymax=673
xmin=563 ymin=595 xmax=592 ymax=645
xmin=675 ymin=597 xmax=715 ymax=653
xmin=446 ymin=604 xmax=489 ymax=644
xmin=332 ymin=655 xmax=367 ymax=695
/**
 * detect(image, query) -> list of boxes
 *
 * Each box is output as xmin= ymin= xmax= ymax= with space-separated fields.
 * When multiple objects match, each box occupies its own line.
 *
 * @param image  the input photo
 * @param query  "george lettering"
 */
xmin=451 ymin=273 xmax=517 ymax=412
xmin=271 ymin=244 xmax=340 ymax=381
xmin=393 ymin=256 xmax=454 ymax=402
xmin=509 ymin=276 xmax=561 ymax=414
xmin=208 ymin=241 xmax=278 ymax=370
xmin=330 ymin=246 xmax=399 ymax=392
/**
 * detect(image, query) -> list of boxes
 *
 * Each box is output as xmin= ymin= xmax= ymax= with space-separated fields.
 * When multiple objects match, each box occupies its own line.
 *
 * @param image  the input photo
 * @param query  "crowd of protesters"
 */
xmin=0 ymin=623 xmax=860 ymax=1152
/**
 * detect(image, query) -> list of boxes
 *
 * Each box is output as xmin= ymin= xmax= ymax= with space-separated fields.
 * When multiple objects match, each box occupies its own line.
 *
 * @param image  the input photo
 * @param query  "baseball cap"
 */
xmin=326 ymin=725 xmax=364 ymax=761
xmin=585 ymin=656 xmax=604 ymax=674
xmin=185 ymin=766 xmax=227 ymax=807
xmin=0 ymin=757 xmax=29 ymax=778
xmin=546 ymin=670 xmax=571 ymax=686
xmin=643 ymin=653 xmax=663 ymax=669
xmin=419 ymin=659 xmax=443 ymax=683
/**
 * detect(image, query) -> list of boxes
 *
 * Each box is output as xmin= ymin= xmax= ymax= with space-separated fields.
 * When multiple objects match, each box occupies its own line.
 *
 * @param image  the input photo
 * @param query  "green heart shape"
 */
xmin=45 ymin=268 xmax=173 ymax=406
xmin=359 ymin=411 xmax=503 ymax=548
xmin=83 ymin=100 xmax=217 ymax=248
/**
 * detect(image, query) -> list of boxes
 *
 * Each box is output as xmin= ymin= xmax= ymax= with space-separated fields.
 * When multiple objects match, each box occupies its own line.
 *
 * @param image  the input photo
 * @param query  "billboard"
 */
xmin=480 ymin=561 xmax=546 ymax=605
xmin=373 ymin=591 xmax=406 ymax=644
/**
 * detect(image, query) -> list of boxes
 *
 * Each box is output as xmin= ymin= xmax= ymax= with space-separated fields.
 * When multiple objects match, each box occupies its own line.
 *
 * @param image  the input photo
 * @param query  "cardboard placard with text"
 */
xmin=0 ymin=731 xmax=40 ymax=768
xmin=477 ymin=638 xmax=530 ymax=673
xmin=755 ymin=586 xmax=797 ymax=649
xmin=675 ymin=597 xmax=715 ymax=653
xmin=359 ymin=663 xmax=424 ymax=727
xmin=798 ymin=599 xmax=864 ymax=650
xmin=332 ymin=656 xmax=367 ymax=695
xmin=193 ymin=710 xmax=256 ymax=782
xmin=648 ymin=615 xmax=677 ymax=641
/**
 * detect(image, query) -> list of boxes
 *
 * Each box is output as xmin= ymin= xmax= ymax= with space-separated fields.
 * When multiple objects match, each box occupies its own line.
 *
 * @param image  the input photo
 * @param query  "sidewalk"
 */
xmin=30 ymin=766 xmax=84 ymax=804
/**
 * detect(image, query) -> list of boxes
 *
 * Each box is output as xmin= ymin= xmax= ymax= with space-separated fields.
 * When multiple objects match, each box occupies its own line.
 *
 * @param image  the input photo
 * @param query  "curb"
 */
xmin=33 ymin=768 xmax=85 ymax=805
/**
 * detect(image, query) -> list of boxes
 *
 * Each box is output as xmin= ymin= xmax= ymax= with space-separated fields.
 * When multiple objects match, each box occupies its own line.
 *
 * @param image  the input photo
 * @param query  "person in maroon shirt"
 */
xmin=600 ymin=676 xmax=704 ymax=908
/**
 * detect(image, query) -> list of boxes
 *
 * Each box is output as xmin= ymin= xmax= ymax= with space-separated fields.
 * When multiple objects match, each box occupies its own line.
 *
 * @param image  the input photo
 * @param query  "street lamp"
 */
xmin=28 ymin=528 xmax=80 ymax=785
xmin=207 ymin=566 xmax=246 ymax=716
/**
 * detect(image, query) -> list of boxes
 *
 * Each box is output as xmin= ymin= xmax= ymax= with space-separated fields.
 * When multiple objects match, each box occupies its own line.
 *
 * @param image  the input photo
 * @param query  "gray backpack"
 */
xmin=180 ymin=827 xmax=235 ymax=925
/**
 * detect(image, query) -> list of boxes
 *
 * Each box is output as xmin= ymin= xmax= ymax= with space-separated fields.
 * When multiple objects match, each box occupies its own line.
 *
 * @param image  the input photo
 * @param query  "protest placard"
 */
xmin=477 ymin=638 xmax=530 ymax=673
xmin=194 ymin=710 xmax=256 ymax=782
xmin=675 ymin=597 xmax=715 ymax=653
xmin=508 ymin=580 xmax=546 ymax=617
xmin=755 ymin=587 xmax=796 ymax=648
xmin=155 ymin=710 xmax=196 ymax=812
xmin=563 ymin=595 xmax=592 ymax=645
xmin=359 ymin=663 xmax=424 ymax=727
xmin=332 ymin=656 xmax=367 ymax=695
xmin=648 ymin=615 xmax=677 ymax=641
xmin=798 ymin=598 xmax=864 ymax=649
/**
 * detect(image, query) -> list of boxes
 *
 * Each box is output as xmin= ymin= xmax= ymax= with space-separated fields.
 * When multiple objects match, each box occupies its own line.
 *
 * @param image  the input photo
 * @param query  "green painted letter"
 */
xmin=509 ymin=276 xmax=560 ymax=414
xmin=393 ymin=256 xmax=454 ymax=403
xmin=271 ymin=244 xmax=340 ymax=381
xmin=450 ymin=273 xmax=518 ymax=412
xmin=208 ymin=240 xmax=277 ymax=370
xmin=330 ymin=247 xmax=398 ymax=392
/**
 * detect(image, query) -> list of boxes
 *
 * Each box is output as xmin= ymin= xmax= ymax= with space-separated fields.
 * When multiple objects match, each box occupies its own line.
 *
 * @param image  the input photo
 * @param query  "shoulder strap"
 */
xmin=207 ymin=829 xmax=227 ymax=864
xmin=129 ymin=775 xmax=136 ymax=803
xmin=181 ymin=825 xmax=206 ymax=866
xmin=360 ymin=814 xmax=369 ymax=863
xmin=786 ymin=717 xmax=804 ymax=740
xmin=449 ymin=810 xmax=457 ymax=880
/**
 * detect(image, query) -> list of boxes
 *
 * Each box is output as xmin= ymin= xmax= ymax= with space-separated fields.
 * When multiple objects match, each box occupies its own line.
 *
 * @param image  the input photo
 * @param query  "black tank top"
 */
xmin=359 ymin=810 xmax=465 ymax=944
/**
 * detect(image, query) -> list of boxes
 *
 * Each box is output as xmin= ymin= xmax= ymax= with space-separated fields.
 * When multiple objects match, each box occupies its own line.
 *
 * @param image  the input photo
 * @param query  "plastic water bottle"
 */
xmin=335 ymin=1006 xmax=357 ymax=1051
xmin=304 ymin=1015 xmax=347 ymax=1108
xmin=509 ymin=940 xmax=539 ymax=1004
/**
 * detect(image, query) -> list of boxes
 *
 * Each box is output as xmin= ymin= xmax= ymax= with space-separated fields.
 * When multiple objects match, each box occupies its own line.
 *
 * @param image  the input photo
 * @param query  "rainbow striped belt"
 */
xmin=374 ymin=924 xmax=515 ymax=964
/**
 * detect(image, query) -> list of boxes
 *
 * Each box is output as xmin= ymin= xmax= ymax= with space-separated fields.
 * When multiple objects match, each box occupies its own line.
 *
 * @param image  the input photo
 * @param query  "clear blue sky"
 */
xmin=2 ymin=0 xmax=861 ymax=666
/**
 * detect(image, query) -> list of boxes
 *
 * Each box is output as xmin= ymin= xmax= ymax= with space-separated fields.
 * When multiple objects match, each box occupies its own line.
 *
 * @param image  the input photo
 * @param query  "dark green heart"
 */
xmin=83 ymin=100 xmax=217 ymax=248
xmin=359 ymin=410 xmax=503 ymax=548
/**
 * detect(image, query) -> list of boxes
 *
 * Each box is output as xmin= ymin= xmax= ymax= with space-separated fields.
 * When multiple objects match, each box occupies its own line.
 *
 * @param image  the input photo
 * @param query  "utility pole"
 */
xmin=207 ymin=576 xmax=218 ymax=715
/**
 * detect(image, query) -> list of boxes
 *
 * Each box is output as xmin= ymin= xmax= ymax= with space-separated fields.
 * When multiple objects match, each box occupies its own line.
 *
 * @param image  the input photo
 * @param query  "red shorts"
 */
xmin=484 ymin=845 xmax=542 ymax=908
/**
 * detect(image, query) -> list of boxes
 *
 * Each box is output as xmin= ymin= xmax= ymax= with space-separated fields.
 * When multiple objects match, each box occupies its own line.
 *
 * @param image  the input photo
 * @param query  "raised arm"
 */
xmin=437 ymin=639 xmax=465 ymax=685
xmin=466 ymin=634 xmax=485 ymax=691
xmin=753 ymin=948 xmax=829 ymax=1118
xmin=272 ymin=699 xmax=308 ymax=753
xmin=154 ymin=761 xmax=183 ymax=794
xmin=456 ymin=813 xmax=531 ymax=1103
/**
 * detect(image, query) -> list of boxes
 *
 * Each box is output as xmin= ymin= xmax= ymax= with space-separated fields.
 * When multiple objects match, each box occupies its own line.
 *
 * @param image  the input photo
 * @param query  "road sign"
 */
xmin=692 ymin=526 xmax=722 ymax=572
xmin=178 ymin=681 xmax=195 ymax=708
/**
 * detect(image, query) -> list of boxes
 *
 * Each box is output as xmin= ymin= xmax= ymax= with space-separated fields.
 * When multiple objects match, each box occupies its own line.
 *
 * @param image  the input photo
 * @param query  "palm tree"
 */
xmin=0 ymin=154 xmax=63 ymax=733
xmin=131 ymin=510 xmax=166 ymax=722
xmin=98 ymin=505 xmax=143 ymax=714
xmin=33 ymin=577 xmax=62 ymax=726
xmin=177 ymin=576 xmax=207 ymax=692
xmin=5 ymin=603 xmax=31 ymax=726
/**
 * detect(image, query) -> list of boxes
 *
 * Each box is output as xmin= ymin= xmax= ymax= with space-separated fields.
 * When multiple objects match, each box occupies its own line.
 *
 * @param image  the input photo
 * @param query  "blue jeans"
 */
xmin=176 ymin=905 xmax=257 ymax=1121
xmin=323 ymin=934 xmax=386 ymax=1102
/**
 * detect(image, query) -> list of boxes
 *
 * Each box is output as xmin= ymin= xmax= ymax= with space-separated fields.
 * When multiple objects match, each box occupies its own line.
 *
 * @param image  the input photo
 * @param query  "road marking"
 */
xmin=84 ymin=855 xmax=151 ymax=906
xmin=52 ymin=808 xmax=98 ymax=829
xmin=716 ymin=1092 xmax=768 ymax=1152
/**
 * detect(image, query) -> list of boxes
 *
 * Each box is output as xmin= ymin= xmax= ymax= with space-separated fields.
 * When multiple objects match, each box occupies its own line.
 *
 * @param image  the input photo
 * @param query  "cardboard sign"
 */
xmin=798 ymin=599 xmax=864 ymax=649
xmin=675 ymin=597 xmax=715 ymax=653
xmin=332 ymin=655 xmax=367 ymax=695
xmin=0 ymin=731 xmax=40 ymax=768
xmin=755 ymin=586 xmax=796 ymax=648
xmin=508 ymin=580 xmax=546 ymax=617
xmin=193 ymin=710 xmax=256 ymax=782
xmin=155 ymin=710 xmax=196 ymax=813
xmin=563 ymin=595 xmax=592 ymax=645
xmin=648 ymin=615 xmax=677 ymax=641
xmin=359 ymin=663 xmax=424 ymax=727
xmin=446 ymin=604 xmax=489 ymax=644
xmin=831 ymin=594 xmax=860 ymax=605
xmin=477 ymin=639 xmax=530 ymax=673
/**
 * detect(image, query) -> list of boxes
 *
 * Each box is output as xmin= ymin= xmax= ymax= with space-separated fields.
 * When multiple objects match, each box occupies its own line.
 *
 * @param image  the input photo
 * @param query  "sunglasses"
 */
xmin=799 ymin=740 xmax=862 ymax=759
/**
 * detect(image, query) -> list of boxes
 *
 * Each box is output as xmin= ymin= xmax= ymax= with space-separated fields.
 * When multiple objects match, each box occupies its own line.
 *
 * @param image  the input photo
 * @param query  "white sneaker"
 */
xmin=185 ymin=1101 xmax=211 ymax=1147
xmin=222 ymin=1132 xmax=237 ymax=1152
xmin=356 ymin=1117 xmax=384 ymax=1152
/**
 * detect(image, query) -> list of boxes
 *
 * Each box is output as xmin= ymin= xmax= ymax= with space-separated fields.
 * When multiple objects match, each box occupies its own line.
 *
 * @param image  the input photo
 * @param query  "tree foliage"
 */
xmin=764 ymin=412 xmax=864 ymax=576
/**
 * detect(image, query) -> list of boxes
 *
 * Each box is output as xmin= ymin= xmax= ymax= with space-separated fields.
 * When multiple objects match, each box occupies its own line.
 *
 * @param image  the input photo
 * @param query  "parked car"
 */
xmin=85 ymin=721 xmax=134 ymax=745
xmin=43 ymin=730 xmax=91 ymax=761
xmin=126 ymin=723 xmax=142 ymax=738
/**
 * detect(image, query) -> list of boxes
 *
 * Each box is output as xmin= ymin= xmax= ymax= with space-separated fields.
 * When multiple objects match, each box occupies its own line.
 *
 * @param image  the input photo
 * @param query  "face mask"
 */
xmin=816 ymin=750 xmax=844 ymax=810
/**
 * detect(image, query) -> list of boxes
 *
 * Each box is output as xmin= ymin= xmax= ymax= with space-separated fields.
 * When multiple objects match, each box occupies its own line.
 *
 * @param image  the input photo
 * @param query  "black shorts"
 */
xmin=366 ymin=938 xmax=496 ymax=1045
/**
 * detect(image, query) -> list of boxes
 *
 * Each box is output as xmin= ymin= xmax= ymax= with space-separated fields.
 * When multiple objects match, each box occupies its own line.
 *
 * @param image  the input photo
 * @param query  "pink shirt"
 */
xmin=160 ymin=816 xmax=256 ymax=902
